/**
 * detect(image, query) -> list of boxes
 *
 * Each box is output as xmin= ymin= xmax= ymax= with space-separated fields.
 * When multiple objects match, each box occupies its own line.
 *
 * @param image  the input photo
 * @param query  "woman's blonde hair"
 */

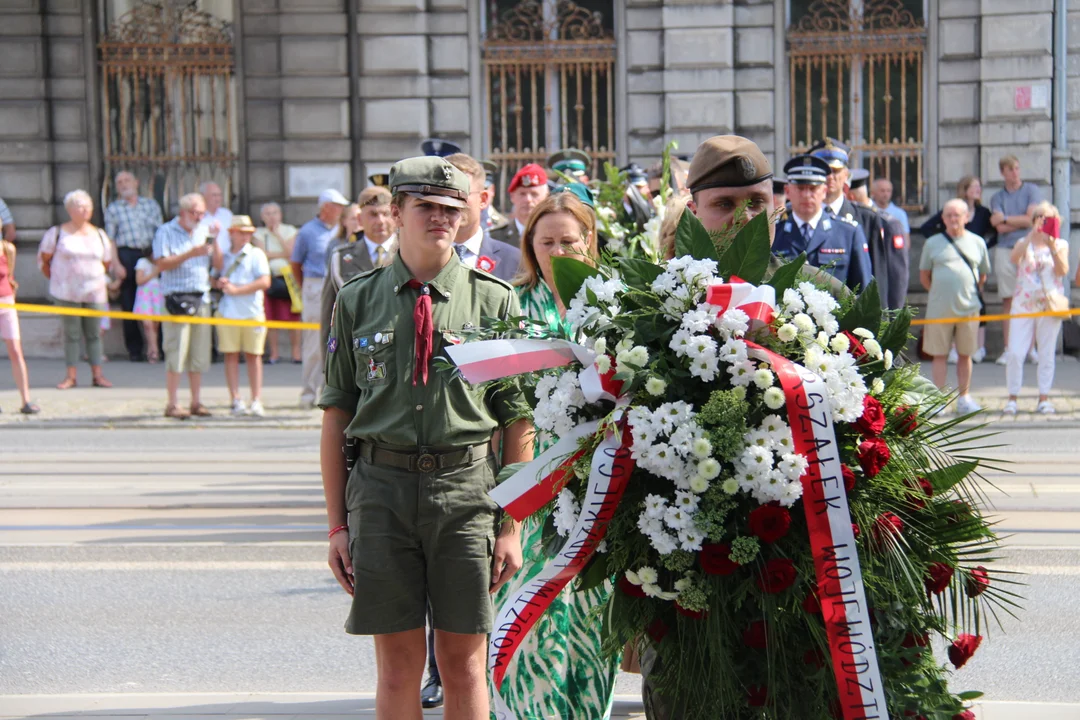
xmin=1032 ymin=201 xmax=1061 ymax=223
xmin=659 ymin=195 xmax=691 ymax=260
xmin=956 ymin=175 xmax=982 ymax=206
xmin=514 ymin=192 xmax=598 ymax=290
xmin=336 ymin=203 xmax=360 ymax=240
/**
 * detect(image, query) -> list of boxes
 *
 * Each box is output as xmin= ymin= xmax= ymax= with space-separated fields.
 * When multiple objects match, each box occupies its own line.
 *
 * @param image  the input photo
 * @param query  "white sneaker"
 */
xmin=972 ymin=347 xmax=987 ymax=364
xmin=231 ymin=398 xmax=247 ymax=416
xmin=249 ymin=399 xmax=265 ymax=417
xmin=1002 ymin=400 xmax=1018 ymax=415
xmin=1028 ymin=349 xmax=1038 ymax=364
xmin=995 ymin=352 xmax=1008 ymax=366
xmin=956 ymin=395 xmax=983 ymax=415
xmin=947 ymin=347 xmax=959 ymax=364
xmin=1036 ymin=400 xmax=1056 ymax=415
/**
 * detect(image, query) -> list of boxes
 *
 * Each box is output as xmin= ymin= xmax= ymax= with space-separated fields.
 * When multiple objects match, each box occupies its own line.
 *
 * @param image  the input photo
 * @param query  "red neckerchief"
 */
xmin=404 ymin=279 xmax=433 ymax=385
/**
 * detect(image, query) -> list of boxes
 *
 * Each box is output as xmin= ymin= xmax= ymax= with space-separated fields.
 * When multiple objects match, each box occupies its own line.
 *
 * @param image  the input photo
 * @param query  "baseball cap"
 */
xmin=318 ymin=189 xmax=349 ymax=206
xmin=389 ymin=156 xmax=470 ymax=209
xmin=687 ymin=135 xmax=773 ymax=194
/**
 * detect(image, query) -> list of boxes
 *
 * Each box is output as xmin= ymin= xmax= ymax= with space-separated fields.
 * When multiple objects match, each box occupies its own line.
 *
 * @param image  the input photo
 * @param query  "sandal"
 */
xmin=92 ymin=377 xmax=113 ymax=388
xmin=147 ymin=351 xmax=160 ymax=364
xmin=20 ymin=403 xmax=41 ymax=415
xmin=56 ymin=378 xmax=77 ymax=390
xmin=266 ymin=357 xmax=278 ymax=365
xmin=164 ymin=404 xmax=189 ymax=420
xmin=189 ymin=403 xmax=213 ymax=417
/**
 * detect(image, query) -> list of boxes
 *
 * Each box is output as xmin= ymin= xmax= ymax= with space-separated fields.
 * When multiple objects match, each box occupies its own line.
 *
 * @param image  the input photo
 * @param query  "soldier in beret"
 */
xmin=480 ymin=159 xmax=509 ymax=234
xmin=686 ymin=134 xmax=777 ymax=244
xmin=320 ymin=155 xmax=532 ymax=720
xmin=491 ymin=163 xmax=549 ymax=248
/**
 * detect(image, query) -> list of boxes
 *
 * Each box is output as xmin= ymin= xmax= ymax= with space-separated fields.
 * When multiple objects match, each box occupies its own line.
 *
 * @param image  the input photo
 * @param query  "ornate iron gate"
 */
xmin=482 ymin=0 xmax=616 ymax=193
xmin=98 ymin=2 xmax=236 ymax=212
xmin=787 ymin=0 xmax=926 ymax=211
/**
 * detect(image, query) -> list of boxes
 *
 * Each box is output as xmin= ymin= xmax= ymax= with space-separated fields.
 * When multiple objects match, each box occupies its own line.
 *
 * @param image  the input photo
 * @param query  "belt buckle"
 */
xmin=416 ymin=452 xmax=437 ymax=473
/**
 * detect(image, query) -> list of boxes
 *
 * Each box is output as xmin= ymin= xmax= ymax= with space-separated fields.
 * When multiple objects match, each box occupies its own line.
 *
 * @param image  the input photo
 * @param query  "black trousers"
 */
xmin=117 ymin=247 xmax=146 ymax=358
xmin=427 ymin=605 xmax=439 ymax=679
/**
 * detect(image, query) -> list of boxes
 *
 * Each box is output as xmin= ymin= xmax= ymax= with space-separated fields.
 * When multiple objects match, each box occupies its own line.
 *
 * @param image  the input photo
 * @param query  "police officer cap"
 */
xmin=783 ymin=155 xmax=830 ymax=185
xmin=548 ymin=148 xmax=591 ymax=175
xmin=772 ymin=175 xmax=787 ymax=194
xmin=481 ymin=160 xmax=498 ymax=187
xmin=389 ymin=156 xmax=470 ymax=209
xmin=687 ymin=135 xmax=773 ymax=193
xmin=556 ymin=181 xmax=596 ymax=209
xmin=420 ymin=138 xmax=462 ymax=158
xmin=622 ymin=163 xmax=649 ymax=186
xmin=848 ymin=168 xmax=870 ymax=190
xmin=368 ymin=173 xmax=389 ymax=188
xmin=809 ymin=137 xmax=850 ymax=169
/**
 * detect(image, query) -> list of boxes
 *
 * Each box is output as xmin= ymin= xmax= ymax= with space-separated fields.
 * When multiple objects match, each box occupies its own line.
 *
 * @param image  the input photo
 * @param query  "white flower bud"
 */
xmin=777 ymin=323 xmax=798 ymax=343
xmin=645 ymin=377 xmax=667 ymax=396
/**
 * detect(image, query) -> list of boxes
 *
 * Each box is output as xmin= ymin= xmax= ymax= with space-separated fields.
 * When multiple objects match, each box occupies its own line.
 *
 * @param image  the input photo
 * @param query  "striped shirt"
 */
xmin=153 ymin=218 xmax=210 ymax=295
xmin=0 ymin=197 xmax=13 ymax=226
xmin=104 ymin=196 xmax=163 ymax=250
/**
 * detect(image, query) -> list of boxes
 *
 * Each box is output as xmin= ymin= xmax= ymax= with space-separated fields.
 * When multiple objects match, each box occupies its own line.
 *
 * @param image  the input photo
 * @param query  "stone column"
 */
xmin=935 ymin=0 xmax=983 ymax=210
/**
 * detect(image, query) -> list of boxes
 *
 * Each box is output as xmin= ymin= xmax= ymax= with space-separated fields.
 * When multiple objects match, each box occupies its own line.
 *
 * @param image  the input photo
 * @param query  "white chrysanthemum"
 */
xmin=763 ymin=386 xmax=786 ymax=410
xmin=680 ymin=308 xmax=713 ymax=334
xmin=643 ymin=493 xmax=668 ymax=519
xmin=779 ymin=480 xmax=804 ymax=507
xmin=782 ymin=288 xmax=805 ymax=313
xmin=591 ymin=336 xmax=607 ymax=356
xmin=678 ymin=526 xmax=704 ymax=552
xmin=872 ymin=377 xmax=885 ymax=395
xmin=852 ymin=327 xmax=874 ymax=339
xmin=719 ymin=338 xmax=748 ymax=364
xmin=864 ymin=338 xmax=883 ymax=359
xmin=792 ymin=313 xmax=816 ymax=334
xmin=594 ymin=355 xmax=611 ymax=374
xmin=697 ymin=458 xmax=721 ymax=479
xmin=646 ymin=377 xmax=667 ymax=396
xmin=829 ymin=333 xmax=850 ymax=353
xmin=727 ymin=360 xmax=755 ymax=387
xmin=760 ymin=414 xmax=786 ymax=437
xmin=651 ymin=532 xmax=679 ymax=555
xmin=674 ymin=491 xmax=699 ymax=513
xmin=689 ymin=474 xmax=710 ymax=493
xmin=638 ymin=514 xmax=664 ymax=537
xmin=753 ymin=368 xmax=775 ymax=389
xmin=778 ymin=453 xmax=809 ymax=481
xmin=691 ymin=437 xmax=712 ymax=459
xmin=884 ymin=349 xmax=894 ymax=370
xmin=686 ymin=335 xmax=718 ymax=362
xmin=669 ymin=328 xmax=694 ymax=357
xmin=721 ymin=477 xmax=740 ymax=494
xmin=745 ymin=428 xmax=774 ymax=450
xmin=553 ymin=488 xmax=580 ymax=537
xmin=718 ymin=308 xmax=750 ymax=337
xmin=689 ymin=354 xmax=720 ymax=382
xmin=636 ymin=566 xmax=659 ymax=585
xmin=777 ymin=323 xmax=798 ymax=343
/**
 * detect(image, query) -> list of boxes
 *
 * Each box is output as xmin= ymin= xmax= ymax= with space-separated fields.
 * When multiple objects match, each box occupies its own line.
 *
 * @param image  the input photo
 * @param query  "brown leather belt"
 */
xmin=357 ymin=441 xmax=492 ymax=474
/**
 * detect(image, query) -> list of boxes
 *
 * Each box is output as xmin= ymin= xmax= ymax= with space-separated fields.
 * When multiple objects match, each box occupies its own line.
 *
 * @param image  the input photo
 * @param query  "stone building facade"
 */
xmin=0 ymin=0 xmax=1076 ymax=351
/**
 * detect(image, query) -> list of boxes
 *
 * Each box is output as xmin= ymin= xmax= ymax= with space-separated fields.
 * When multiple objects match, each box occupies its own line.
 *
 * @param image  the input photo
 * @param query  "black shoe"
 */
xmin=420 ymin=675 xmax=443 ymax=709
xmin=129 ymin=352 xmax=145 ymax=362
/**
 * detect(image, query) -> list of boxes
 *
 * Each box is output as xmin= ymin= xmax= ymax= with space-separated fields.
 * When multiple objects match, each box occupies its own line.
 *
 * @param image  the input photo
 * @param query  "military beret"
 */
xmin=687 ymin=135 xmax=773 ymax=193
xmin=556 ymin=181 xmax=596 ymax=209
xmin=509 ymin=163 xmax=548 ymax=193
xmin=420 ymin=138 xmax=462 ymax=158
xmin=389 ymin=156 xmax=470 ymax=209
xmin=809 ymin=137 xmax=851 ymax=169
xmin=783 ymin=155 xmax=830 ymax=185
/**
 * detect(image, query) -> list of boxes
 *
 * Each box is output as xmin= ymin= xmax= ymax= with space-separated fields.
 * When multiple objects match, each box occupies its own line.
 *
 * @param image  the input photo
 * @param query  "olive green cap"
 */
xmin=389 ymin=156 xmax=470 ymax=209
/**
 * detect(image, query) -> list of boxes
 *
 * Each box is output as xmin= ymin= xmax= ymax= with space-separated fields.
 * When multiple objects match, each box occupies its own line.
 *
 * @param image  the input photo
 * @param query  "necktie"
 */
xmin=375 ymin=245 xmax=388 ymax=268
xmin=801 ymin=222 xmax=812 ymax=247
xmin=405 ymin=279 xmax=433 ymax=386
xmin=455 ymin=244 xmax=468 ymax=262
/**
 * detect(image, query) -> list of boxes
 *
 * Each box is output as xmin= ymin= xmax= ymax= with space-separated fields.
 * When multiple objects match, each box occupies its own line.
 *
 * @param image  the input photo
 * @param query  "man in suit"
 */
xmin=490 ymin=163 xmax=549 ymax=249
xmin=319 ymin=186 xmax=396 ymax=351
xmin=848 ymin=169 xmax=910 ymax=309
xmin=447 ymin=153 xmax=522 ymax=283
xmin=480 ymin=159 xmax=509 ymax=234
xmin=773 ymin=155 xmax=872 ymax=293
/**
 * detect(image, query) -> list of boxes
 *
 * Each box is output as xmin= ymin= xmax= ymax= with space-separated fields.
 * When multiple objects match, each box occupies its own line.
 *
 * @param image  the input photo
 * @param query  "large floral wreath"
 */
xmin=445 ymin=210 xmax=1017 ymax=720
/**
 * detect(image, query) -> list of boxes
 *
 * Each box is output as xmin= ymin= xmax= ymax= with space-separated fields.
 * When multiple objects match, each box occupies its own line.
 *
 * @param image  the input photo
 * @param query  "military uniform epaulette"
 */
xmin=340 ymin=264 xmax=386 ymax=289
xmin=464 ymin=264 xmax=515 ymax=293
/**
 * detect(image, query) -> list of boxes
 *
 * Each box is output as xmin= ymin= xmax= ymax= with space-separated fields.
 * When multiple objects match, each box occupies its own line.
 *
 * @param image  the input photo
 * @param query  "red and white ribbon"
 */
xmin=746 ymin=341 xmax=887 ymax=719
xmin=705 ymin=279 xmax=777 ymax=329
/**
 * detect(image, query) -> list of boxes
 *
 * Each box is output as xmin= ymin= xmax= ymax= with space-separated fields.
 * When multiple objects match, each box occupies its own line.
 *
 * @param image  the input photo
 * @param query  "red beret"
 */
xmin=508 ymin=163 xmax=548 ymax=193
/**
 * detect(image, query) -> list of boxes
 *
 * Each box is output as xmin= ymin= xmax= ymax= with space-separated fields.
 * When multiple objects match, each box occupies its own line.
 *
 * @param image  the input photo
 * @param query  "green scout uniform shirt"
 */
xmin=320 ymin=253 xmax=529 ymax=448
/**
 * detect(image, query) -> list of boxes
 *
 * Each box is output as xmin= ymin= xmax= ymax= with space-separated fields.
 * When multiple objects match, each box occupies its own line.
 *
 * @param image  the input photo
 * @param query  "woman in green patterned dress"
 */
xmin=494 ymin=191 xmax=621 ymax=719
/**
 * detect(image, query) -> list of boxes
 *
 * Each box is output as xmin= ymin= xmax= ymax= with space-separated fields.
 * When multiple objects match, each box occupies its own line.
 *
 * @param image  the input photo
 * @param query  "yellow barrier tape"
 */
xmin=1 ymin=302 xmax=319 ymax=331
xmin=3 ymin=302 xmax=1078 ymax=331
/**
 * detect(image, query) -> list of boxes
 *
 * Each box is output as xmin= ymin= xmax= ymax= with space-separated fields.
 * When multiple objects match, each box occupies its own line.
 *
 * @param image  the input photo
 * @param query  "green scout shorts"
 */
xmin=344 ymin=453 xmax=500 ymax=636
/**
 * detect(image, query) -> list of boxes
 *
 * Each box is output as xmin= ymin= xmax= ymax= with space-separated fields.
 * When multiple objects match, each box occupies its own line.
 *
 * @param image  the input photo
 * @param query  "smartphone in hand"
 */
xmin=1042 ymin=216 xmax=1060 ymax=239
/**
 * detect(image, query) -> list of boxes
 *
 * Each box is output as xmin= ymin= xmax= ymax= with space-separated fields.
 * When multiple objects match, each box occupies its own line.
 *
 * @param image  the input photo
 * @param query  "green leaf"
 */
xmin=926 ymin=460 xmax=979 ymax=495
xmin=838 ymin=278 xmax=883 ymax=336
xmin=618 ymin=257 xmax=664 ymax=291
xmin=634 ymin=313 xmax=677 ymax=344
xmin=495 ymin=461 xmax=529 ymax=485
xmin=575 ymin=552 xmax=612 ymax=593
xmin=766 ymin=253 xmax=807 ymax=297
xmin=879 ymin=306 xmax=913 ymax=354
xmin=717 ymin=211 xmax=771 ymax=284
xmin=551 ymin=256 xmax=601 ymax=307
xmin=674 ymin=208 xmax=719 ymax=261
xmin=957 ymin=691 xmax=984 ymax=701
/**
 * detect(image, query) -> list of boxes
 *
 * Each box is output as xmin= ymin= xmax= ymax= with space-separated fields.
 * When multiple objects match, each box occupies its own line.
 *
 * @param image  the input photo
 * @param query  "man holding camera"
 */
xmin=153 ymin=192 xmax=214 ymax=420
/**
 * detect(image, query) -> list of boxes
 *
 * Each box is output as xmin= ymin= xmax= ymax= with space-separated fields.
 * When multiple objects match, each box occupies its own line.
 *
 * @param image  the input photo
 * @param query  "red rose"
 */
xmin=851 ymin=522 xmax=861 ymax=539
xmin=907 ymin=476 xmax=933 ymax=509
xmin=803 ymin=648 xmax=826 ymax=668
xmin=872 ymin=512 xmax=904 ymax=547
xmin=747 ymin=685 xmax=768 ymax=707
xmin=965 ymin=566 xmax=990 ymax=597
xmin=894 ymin=405 xmax=919 ymax=436
xmin=953 ymin=711 xmax=976 ymax=720
xmin=748 ymin=504 xmax=791 ymax=544
xmin=700 ymin=543 xmax=740 ymax=575
xmin=675 ymin=601 xmax=706 ymax=619
xmin=841 ymin=464 xmax=857 ymax=492
xmin=742 ymin=620 xmax=768 ymax=648
xmin=855 ymin=395 xmax=887 ymax=437
xmin=900 ymin=631 xmax=929 ymax=666
xmin=857 ymin=437 xmax=891 ymax=477
xmin=756 ymin=558 xmax=797 ymax=594
xmin=925 ymin=562 xmax=954 ymax=595
xmin=948 ymin=633 xmax=982 ymax=669
xmin=802 ymin=584 xmax=821 ymax=613
xmin=618 ymin=576 xmax=646 ymax=598
xmin=843 ymin=331 xmax=867 ymax=360
xmin=646 ymin=618 xmax=668 ymax=643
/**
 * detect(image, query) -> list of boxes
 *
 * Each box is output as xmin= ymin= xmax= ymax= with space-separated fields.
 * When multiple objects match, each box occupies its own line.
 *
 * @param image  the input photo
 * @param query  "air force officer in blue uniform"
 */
xmin=773 ymin=155 xmax=872 ymax=293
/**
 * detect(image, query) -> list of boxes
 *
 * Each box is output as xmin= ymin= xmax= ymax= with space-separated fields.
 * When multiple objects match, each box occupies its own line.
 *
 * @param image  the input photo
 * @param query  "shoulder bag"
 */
xmin=942 ymin=234 xmax=986 ymax=313
xmin=1040 ymin=241 xmax=1070 ymax=314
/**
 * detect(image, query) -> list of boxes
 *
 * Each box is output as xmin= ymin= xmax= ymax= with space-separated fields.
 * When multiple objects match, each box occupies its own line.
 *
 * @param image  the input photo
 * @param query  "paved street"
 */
xmin=2 ymin=361 xmax=1080 ymax=718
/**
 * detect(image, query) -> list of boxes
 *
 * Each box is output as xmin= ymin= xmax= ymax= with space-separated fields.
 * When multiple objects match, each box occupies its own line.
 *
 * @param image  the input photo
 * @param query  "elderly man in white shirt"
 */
xmin=197 ymin=181 xmax=234 ymax=251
